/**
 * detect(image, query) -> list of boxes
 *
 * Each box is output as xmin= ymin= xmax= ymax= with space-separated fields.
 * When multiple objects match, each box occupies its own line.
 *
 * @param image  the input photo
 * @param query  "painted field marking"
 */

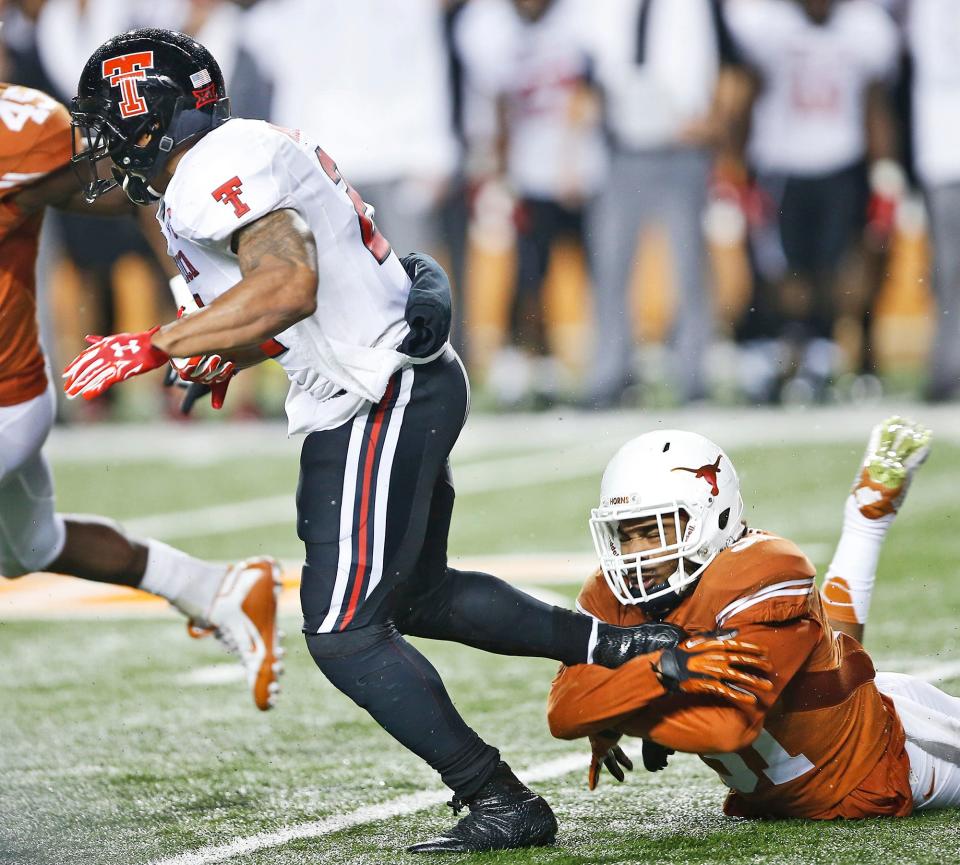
xmin=150 ymin=753 xmax=585 ymax=865
xmin=121 ymin=443 xmax=607 ymax=540
xmin=150 ymin=649 xmax=960 ymax=865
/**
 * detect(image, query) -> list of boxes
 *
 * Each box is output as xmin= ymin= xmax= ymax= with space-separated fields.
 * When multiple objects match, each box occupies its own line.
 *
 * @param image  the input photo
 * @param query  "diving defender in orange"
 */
xmin=548 ymin=419 xmax=960 ymax=817
xmin=0 ymin=84 xmax=281 ymax=710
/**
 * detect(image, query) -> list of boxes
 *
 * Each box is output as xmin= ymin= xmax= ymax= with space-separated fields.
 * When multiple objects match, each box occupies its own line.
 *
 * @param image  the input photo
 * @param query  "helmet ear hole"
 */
xmin=718 ymin=508 xmax=730 ymax=531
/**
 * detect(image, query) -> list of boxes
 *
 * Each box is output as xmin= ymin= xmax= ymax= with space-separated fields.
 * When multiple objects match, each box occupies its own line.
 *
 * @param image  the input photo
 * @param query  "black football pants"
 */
xmin=299 ymin=347 xmax=592 ymax=797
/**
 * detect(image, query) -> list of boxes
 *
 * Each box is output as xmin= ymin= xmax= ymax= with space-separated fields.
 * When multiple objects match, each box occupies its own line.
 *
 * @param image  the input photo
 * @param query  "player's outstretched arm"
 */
xmin=547 ymin=634 xmax=773 ymax=741
xmin=152 ymin=209 xmax=318 ymax=359
xmin=63 ymin=209 xmax=318 ymax=401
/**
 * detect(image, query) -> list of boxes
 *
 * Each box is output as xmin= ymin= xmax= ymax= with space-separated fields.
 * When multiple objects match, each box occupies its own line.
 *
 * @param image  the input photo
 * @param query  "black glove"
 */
xmin=641 ymin=740 xmax=674 ymax=772
xmin=592 ymin=621 xmax=685 ymax=669
xmin=399 ymin=252 xmax=452 ymax=359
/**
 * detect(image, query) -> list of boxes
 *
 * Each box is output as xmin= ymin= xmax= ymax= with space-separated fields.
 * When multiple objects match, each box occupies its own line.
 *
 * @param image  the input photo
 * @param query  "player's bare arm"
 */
xmin=151 ymin=209 xmax=318 ymax=359
xmin=12 ymin=159 xmax=132 ymax=218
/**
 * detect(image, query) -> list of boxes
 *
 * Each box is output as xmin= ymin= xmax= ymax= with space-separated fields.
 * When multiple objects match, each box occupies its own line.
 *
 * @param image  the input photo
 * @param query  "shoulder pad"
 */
xmin=697 ymin=532 xmax=817 ymax=630
xmin=576 ymin=569 xmax=648 ymax=627
xmin=165 ymin=119 xmax=289 ymax=246
xmin=0 ymin=87 xmax=71 ymax=198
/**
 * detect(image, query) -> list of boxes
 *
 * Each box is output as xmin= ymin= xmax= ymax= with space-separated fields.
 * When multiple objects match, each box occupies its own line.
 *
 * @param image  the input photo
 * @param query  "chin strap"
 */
xmin=114 ymin=167 xmax=162 ymax=205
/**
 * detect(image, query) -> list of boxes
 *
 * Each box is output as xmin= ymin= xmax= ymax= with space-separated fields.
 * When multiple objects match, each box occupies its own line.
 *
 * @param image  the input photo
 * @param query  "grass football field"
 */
xmin=2 ymin=407 xmax=959 ymax=864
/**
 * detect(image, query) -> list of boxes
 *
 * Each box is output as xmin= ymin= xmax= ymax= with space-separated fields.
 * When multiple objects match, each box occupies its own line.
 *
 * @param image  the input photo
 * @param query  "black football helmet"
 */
xmin=71 ymin=28 xmax=230 ymax=205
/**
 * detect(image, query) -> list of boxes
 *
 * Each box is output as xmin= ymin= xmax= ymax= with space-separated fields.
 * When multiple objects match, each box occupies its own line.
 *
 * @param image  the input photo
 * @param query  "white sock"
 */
xmin=821 ymin=495 xmax=894 ymax=626
xmin=139 ymin=539 xmax=226 ymax=621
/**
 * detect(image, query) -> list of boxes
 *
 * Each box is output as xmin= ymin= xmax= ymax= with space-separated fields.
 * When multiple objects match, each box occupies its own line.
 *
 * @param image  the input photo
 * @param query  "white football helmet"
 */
xmin=590 ymin=430 xmax=745 ymax=609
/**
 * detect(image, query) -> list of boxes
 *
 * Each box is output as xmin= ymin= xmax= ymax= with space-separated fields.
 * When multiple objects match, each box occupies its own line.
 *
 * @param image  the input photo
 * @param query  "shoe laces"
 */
xmin=447 ymin=795 xmax=466 ymax=816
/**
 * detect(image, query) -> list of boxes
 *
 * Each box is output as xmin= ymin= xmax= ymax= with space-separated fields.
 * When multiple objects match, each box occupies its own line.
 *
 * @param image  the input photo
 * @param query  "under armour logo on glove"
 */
xmin=63 ymin=326 xmax=169 ymax=401
xmin=110 ymin=339 xmax=141 ymax=358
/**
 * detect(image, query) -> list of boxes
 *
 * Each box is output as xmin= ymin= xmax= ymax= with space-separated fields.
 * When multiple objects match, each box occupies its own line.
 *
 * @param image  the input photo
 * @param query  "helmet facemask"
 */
xmin=70 ymin=101 xmax=167 ymax=204
xmin=590 ymin=430 xmax=746 ymax=611
xmin=590 ymin=500 xmax=723 ymax=609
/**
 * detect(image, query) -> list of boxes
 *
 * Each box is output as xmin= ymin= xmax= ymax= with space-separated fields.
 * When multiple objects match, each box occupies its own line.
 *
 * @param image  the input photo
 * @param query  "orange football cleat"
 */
xmin=189 ymin=557 xmax=284 ymax=710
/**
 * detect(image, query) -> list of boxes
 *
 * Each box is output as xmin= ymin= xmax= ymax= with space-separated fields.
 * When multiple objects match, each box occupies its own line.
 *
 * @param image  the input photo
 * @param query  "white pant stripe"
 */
xmin=366 ymin=367 xmax=414 ymax=601
xmin=317 ymin=405 xmax=371 ymax=634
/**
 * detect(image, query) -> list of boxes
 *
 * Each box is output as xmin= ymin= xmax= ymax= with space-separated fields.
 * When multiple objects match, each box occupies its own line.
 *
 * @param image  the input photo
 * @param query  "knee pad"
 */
xmin=0 ymin=453 xmax=65 ymax=578
xmin=0 ymin=514 xmax=66 ymax=577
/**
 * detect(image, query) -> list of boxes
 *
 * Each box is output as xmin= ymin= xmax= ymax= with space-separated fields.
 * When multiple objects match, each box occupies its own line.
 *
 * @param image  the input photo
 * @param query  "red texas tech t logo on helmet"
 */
xmin=101 ymin=51 xmax=154 ymax=118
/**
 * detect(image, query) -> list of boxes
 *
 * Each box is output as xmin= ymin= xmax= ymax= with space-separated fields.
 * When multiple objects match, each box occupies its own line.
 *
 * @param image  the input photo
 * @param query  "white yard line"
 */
xmin=46 ymin=403 xmax=960 ymax=466
xmin=123 ymin=444 xmax=606 ymax=540
xmin=150 ymin=651 xmax=960 ymax=865
xmin=150 ymin=753 xmax=585 ymax=865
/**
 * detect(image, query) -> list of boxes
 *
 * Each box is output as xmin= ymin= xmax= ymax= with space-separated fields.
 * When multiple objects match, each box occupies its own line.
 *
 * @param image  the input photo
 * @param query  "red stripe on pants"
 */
xmin=338 ymin=376 xmax=398 ymax=630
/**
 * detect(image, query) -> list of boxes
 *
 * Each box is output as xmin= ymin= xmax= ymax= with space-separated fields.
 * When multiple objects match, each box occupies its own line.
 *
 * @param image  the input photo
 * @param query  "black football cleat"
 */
xmin=407 ymin=762 xmax=558 ymax=854
xmin=592 ymin=621 xmax=684 ymax=668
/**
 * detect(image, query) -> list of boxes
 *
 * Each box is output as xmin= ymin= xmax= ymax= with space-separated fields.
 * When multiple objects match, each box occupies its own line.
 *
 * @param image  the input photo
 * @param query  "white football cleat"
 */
xmin=189 ymin=557 xmax=283 ymax=711
xmin=851 ymin=416 xmax=932 ymax=519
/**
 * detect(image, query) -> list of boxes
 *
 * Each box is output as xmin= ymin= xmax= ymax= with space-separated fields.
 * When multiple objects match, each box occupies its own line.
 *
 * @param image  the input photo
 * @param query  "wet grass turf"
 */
xmin=2 ymin=439 xmax=959 ymax=863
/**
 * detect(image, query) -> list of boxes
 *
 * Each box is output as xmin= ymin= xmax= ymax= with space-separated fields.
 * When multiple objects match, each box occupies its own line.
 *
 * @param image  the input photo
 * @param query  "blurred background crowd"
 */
xmin=1 ymin=0 xmax=958 ymax=419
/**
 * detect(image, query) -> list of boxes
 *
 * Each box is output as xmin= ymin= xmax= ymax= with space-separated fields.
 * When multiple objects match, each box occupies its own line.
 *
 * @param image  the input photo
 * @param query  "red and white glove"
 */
xmin=63 ymin=326 xmax=169 ymax=401
xmin=167 ymin=300 xmax=235 ymax=409
xmin=170 ymin=353 xmax=235 ymax=386
xmin=865 ymin=159 xmax=906 ymax=249
xmin=169 ymin=353 xmax=235 ymax=410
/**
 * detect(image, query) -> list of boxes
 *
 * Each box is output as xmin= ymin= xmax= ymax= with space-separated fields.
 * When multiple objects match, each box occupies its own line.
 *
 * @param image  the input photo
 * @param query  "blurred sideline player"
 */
xmin=60 ymin=29 xmax=721 ymax=853
xmin=548 ymin=417 xmax=960 ymax=817
xmin=0 ymin=82 xmax=281 ymax=711
xmin=455 ymin=0 xmax=603 ymax=409
xmin=724 ymin=0 xmax=903 ymax=402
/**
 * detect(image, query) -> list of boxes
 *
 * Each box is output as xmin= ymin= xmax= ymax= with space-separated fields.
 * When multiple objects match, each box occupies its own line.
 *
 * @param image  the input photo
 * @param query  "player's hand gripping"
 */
xmin=63 ymin=326 xmax=169 ymax=400
xmin=169 ymin=353 xmax=235 ymax=410
xmin=588 ymin=731 xmax=633 ymax=790
xmin=652 ymin=632 xmax=773 ymax=705
xmin=165 ymin=303 xmax=235 ymax=410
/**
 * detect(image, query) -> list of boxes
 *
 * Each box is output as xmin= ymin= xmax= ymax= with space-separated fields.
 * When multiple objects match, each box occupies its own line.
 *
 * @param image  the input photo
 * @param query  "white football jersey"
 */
xmin=727 ymin=0 xmax=899 ymax=176
xmin=456 ymin=0 xmax=605 ymax=199
xmin=156 ymin=118 xmax=412 ymax=435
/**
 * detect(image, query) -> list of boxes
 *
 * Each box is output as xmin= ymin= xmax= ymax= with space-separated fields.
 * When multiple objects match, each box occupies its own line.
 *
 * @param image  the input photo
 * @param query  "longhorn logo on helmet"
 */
xmin=671 ymin=456 xmax=722 ymax=496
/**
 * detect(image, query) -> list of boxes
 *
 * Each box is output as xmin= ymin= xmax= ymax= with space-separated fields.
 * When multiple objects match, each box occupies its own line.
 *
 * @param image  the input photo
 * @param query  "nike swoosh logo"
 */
xmin=924 ymin=768 xmax=936 ymax=802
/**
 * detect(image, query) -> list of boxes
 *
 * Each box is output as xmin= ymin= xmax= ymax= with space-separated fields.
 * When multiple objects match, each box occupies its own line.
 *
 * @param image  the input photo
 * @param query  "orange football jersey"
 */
xmin=548 ymin=530 xmax=913 ymax=819
xmin=0 ymin=84 xmax=73 ymax=406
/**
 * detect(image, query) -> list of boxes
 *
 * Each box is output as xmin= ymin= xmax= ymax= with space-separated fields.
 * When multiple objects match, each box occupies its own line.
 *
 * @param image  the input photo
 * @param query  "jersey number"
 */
xmin=314 ymin=147 xmax=391 ymax=264
xmin=0 ymin=87 xmax=54 ymax=132
xmin=704 ymin=729 xmax=815 ymax=794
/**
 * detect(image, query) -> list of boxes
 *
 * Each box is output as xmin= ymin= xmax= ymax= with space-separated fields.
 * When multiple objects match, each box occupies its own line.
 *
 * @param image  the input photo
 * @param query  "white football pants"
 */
xmin=875 ymin=671 xmax=960 ymax=810
xmin=0 ymin=384 xmax=65 ymax=576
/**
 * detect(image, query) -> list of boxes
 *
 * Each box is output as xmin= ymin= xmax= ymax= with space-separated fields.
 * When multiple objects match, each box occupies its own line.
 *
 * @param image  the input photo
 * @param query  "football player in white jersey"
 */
xmin=61 ymin=29 xmax=707 ymax=853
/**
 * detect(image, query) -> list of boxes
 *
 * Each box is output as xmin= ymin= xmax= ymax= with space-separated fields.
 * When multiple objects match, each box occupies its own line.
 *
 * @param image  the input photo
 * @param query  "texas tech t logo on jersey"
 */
xmin=212 ymin=176 xmax=251 ymax=218
xmin=101 ymin=51 xmax=154 ymax=118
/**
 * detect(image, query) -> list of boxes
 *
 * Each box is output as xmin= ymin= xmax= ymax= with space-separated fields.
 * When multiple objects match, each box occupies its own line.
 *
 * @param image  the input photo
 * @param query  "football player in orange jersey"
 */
xmin=0 ymin=82 xmax=282 ymax=711
xmin=548 ymin=418 xmax=960 ymax=817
